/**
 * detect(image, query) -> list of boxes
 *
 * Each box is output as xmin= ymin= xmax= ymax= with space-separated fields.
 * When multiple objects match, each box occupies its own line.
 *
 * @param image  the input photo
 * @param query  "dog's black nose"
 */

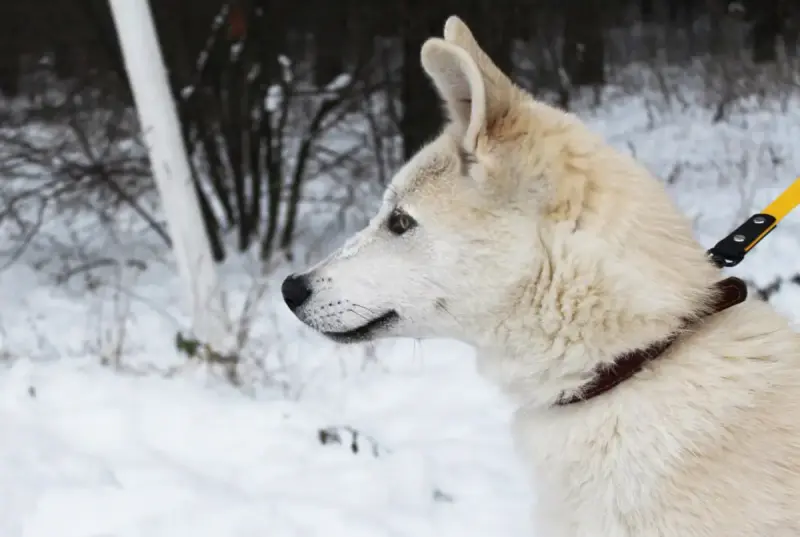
xmin=281 ymin=273 xmax=312 ymax=311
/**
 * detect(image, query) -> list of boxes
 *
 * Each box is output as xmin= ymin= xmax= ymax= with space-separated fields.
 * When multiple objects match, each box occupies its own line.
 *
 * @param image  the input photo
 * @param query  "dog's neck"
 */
xmin=553 ymin=276 xmax=747 ymax=406
xmin=475 ymin=248 xmax=736 ymax=408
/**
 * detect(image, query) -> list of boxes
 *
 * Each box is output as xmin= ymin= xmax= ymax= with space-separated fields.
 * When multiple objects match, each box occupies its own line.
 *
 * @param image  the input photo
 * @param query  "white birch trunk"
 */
xmin=108 ymin=0 xmax=230 ymax=353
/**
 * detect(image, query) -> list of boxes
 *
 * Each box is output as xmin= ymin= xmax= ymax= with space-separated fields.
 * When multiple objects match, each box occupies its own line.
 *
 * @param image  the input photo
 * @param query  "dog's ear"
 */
xmin=421 ymin=17 xmax=516 ymax=152
xmin=420 ymin=38 xmax=486 ymax=151
xmin=442 ymin=16 xmax=506 ymax=85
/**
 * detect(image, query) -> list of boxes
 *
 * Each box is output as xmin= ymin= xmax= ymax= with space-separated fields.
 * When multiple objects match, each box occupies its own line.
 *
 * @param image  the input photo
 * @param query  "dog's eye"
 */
xmin=387 ymin=209 xmax=416 ymax=236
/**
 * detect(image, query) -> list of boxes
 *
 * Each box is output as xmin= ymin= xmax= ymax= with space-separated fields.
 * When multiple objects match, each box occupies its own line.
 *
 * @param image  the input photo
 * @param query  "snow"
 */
xmin=2 ymin=80 xmax=800 ymax=537
xmin=0 ymin=345 xmax=530 ymax=537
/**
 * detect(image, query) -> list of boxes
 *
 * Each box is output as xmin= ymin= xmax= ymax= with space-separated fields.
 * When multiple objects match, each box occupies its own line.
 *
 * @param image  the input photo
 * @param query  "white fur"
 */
xmin=288 ymin=16 xmax=800 ymax=537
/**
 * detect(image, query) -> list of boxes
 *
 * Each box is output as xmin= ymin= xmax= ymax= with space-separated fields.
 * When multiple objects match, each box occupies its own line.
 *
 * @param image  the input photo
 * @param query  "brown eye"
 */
xmin=387 ymin=209 xmax=416 ymax=236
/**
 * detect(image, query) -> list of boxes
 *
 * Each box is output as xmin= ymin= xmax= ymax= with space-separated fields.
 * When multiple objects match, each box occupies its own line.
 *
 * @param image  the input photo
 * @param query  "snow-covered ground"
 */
xmin=2 ymin=83 xmax=799 ymax=537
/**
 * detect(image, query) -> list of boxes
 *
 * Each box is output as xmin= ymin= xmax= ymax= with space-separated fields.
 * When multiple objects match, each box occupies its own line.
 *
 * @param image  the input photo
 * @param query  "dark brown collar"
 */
xmin=554 ymin=276 xmax=748 ymax=406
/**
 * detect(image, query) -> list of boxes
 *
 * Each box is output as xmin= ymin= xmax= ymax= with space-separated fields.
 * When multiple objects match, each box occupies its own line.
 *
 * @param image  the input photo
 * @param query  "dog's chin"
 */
xmin=316 ymin=310 xmax=400 ymax=344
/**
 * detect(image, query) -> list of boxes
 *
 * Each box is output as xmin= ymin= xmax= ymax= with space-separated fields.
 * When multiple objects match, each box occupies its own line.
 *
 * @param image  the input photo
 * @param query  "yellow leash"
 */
xmin=708 ymin=177 xmax=800 ymax=268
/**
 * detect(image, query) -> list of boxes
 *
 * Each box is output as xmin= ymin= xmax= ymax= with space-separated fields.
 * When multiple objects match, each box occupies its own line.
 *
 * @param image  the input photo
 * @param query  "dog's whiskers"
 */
xmin=349 ymin=302 xmax=381 ymax=318
xmin=346 ymin=306 xmax=373 ymax=323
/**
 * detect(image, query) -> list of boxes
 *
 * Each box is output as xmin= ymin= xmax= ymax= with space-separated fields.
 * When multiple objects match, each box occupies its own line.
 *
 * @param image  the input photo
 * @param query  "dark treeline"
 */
xmin=0 ymin=1 xmax=797 ymax=78
xmin=0 ymin=0 xmax=797 ymax=264
xmin=0 ymin=0 xmax=798 ymax=146
xmin=0 ymin=0 xmax=798 ymax=152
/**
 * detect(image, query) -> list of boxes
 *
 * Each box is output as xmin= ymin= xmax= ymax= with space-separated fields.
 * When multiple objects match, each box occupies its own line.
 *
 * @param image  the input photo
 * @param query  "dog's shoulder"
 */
xmin=513 ymin=299 xmax=800 ymax=537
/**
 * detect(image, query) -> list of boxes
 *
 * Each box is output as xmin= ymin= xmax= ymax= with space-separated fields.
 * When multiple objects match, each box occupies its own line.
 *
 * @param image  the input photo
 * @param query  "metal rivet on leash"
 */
xmin=706 ymin=177 xmax=799 ymax=268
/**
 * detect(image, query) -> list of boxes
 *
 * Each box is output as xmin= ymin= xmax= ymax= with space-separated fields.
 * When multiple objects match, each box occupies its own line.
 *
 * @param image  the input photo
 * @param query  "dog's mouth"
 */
xmin=320 ymin=310 xmax=399 ymax=344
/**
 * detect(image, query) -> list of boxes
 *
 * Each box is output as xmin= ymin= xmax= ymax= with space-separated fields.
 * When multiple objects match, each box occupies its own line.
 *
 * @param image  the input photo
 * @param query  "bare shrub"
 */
xmin=0 ymin=69 xmax=163 ymax=273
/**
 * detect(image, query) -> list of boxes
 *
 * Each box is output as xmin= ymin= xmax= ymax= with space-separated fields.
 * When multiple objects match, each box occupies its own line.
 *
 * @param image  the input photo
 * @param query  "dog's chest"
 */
xmin=511 ymin=406 xmax=667 ymax=537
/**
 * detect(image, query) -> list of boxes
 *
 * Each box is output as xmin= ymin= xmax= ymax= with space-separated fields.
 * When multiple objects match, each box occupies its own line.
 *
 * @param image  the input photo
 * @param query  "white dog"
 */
xmin=282 ymin=16 xmax=800 ymax=537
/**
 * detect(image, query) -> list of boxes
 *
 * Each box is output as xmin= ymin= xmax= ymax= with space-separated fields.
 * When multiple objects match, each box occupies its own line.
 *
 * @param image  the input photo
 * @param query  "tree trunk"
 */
xmin=562 ymin=0 xmax=606 ymax=88
xmin=641 ymin=0 xmax=654 ymax=22
xmin=400 ymin=0 xmax=449 ymax=160
xmin=750 ymin=0 xmax=781 ymax=63
xmin=668 ymin=0 xmax=695 ymax=25
xmin=311 ymin=0 xmax=346 ymax=87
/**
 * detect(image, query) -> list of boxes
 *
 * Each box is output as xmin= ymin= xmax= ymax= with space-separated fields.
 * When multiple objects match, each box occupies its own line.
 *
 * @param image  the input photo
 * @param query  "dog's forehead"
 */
xmin=383 ymin=136 xmax=458 ymax=207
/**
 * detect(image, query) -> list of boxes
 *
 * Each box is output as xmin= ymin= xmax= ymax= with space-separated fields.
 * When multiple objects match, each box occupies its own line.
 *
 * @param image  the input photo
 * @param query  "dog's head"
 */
xmin=282 ymin=16 xmax=717 ymax=353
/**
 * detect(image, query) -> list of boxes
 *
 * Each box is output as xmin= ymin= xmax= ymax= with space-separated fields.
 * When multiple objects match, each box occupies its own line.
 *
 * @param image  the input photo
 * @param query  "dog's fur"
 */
xmin=285 ymin=16 xmax=800 ymax=537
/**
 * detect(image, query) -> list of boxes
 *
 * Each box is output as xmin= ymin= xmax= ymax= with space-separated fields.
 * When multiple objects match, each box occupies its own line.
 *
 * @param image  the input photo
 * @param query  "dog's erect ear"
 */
xmin=442 ymin=16 xmax=504 ymax=83
xmin=421 ymin=16 xmax=516 ymax=151
xmin=420 ymin=38 xmax=486 ymax=151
